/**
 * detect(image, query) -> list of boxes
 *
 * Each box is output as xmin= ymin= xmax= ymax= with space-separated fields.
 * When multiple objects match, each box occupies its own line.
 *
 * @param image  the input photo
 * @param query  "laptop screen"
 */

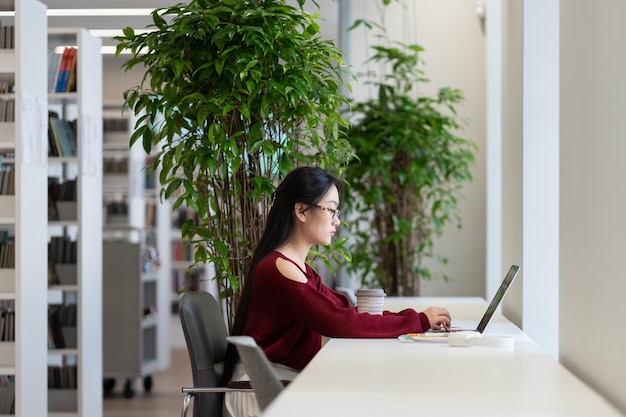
xmin=476 ymin=265 xmax=520 ymax=333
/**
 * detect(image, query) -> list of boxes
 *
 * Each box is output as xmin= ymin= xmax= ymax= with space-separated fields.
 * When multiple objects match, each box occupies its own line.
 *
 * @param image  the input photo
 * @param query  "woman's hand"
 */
xmin=423 ymin=306 xmax=452 ymax=331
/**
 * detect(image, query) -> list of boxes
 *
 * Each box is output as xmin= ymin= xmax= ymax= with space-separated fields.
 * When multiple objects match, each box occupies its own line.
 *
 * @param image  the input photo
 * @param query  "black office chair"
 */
xmin=178 ymin=291 xmax=252 ymax=417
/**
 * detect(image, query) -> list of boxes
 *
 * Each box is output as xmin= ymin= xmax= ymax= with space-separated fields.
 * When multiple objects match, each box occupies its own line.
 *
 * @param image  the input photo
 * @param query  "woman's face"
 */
xmin=302 ymin=185 xmax=341 ymax=247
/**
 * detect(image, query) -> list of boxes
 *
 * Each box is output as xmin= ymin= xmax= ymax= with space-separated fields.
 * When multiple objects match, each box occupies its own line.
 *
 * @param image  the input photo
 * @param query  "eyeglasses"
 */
xmin=312 ymin=204 xmax=340 ymax=221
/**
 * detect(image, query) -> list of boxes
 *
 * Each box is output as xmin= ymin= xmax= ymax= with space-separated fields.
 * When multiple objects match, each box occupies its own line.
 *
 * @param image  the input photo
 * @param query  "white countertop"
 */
xmin=261 ymin=297 xmax=624 ymax=417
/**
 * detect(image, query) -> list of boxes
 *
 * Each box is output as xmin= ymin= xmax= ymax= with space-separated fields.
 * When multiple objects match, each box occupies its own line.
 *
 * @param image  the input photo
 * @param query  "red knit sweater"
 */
xmin=243 ymin=251 xmax=431 ymax=371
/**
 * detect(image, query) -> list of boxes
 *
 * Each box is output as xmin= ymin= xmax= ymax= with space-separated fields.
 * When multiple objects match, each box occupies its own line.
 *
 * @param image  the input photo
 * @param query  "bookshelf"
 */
xmin=47 ymin=27 xmax=102 ymax=417
xmin=0 ymin=1 xmax=48 ymax=416
xmin=101 ymin=102 xmax=171 ymax=392
xmin=102 ymin=104 xmax=145 ymax=227
xmin=171 ymin=206 xmax=205 ymax=301
xmin=102 ymin=233 xmax=159 ymax=398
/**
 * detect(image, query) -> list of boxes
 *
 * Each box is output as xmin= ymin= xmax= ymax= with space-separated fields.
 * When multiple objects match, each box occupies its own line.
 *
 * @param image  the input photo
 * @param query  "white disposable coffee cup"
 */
xmin=356 ymin=288 xmax=386 ymax=315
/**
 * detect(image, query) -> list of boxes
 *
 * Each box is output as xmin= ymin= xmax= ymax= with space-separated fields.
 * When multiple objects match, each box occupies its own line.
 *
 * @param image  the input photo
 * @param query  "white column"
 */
xmin=522 ymin=0 xmax=560 ymax=359
xmin=485 ymin=0 xmax=503 ymax=299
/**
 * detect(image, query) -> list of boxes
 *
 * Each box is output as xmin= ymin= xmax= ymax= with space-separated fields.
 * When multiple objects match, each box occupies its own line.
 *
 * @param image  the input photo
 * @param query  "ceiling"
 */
xmin=40 ymin=0 xmax=340 ymax=59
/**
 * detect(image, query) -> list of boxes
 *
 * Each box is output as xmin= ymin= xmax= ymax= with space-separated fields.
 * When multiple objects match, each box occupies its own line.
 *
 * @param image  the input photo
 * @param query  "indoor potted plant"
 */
xmin=342 ymin=21 xmax=477 ymax=296
xmin=115 ymin=0 xmax=354 ymax=329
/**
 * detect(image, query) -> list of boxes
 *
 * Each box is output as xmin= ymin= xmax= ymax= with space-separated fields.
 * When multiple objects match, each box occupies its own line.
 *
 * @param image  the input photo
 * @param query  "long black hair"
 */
xmin=222 ymin=166 xmax=343 ymax=383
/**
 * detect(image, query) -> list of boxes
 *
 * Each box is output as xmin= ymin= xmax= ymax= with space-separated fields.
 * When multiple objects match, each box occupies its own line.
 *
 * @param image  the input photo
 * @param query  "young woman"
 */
xmin=223 ymin=166 xmax=451 ymax=417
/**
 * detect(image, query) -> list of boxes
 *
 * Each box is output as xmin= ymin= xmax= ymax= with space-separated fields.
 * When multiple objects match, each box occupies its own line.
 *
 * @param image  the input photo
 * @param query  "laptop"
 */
xmin=421 ymin=264 xmax=520 ymax=336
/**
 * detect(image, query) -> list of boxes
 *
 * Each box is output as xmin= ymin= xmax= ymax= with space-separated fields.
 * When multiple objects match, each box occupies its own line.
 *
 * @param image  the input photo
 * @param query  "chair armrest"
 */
xmin=226 ymin=380 xmax=292 ymax=389
xmin=181 ymin=381 xmax=292 ymax=417
xmin=184 ymin=379 xmax=291 ymax=392
xmin=182 ymin=386 xmax=253 ymax=394
xmin=181 ymin=386 xmax=251 ymax=417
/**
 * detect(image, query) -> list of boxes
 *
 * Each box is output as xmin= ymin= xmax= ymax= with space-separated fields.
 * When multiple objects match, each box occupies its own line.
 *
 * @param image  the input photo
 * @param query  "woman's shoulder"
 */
xmin=257 ymin=251 xmax=281 ymax=270
xmin=258 ymin=251 xmax=308 ymax=284
xmin=275 ymin=257 xmax=308 ymax=283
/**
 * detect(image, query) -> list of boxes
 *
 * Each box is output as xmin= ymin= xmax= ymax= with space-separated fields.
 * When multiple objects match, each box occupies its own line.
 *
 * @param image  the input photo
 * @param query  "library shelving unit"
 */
xmin=0 ymin=1 xmax=48 ymax=416
xmin=150 ymin=158 xmax=173 ymax=375
xmin=170 ymin=206 xmax=214 ymax=311
xmin=102 ymin=103 xmax=145 ymax=228
xmin=138 ymin=114 xmax=210 ymax=313
xmin=101 ymin=102 xmax=171 ymax=396
xmin=102 ymin=229 xmax=159 ymax=398
xmin=47 ymin=27 xmax=102 ymax=417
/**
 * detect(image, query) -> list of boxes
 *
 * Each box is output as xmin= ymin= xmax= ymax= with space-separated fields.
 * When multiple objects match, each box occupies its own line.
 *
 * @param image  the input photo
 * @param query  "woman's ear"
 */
xmin=294 ymin=202 xmax=307 ymax=222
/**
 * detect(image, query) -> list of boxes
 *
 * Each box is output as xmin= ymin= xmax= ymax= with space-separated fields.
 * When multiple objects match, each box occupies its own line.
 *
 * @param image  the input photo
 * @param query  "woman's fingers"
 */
xmin=424 ymin=306 xmax=452 ymax=330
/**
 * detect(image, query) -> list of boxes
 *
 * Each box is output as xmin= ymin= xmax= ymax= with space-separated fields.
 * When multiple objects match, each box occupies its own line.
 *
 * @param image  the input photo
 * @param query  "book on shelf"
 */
xmin=48 ymin=115 xmax=62 ymax=157
xmin=0 ymin=309 xmax=14 ymax=342
xmin=0 ymin=242 xmax=14 ymax=269
xmin=0 ymin=82 xmax=12 ymax=94
xmin=58 ymin=178 xmax=77 ymax=201
xmin=54 ymin=47 xmax=71 ymax=93
xmin=48 ymin=257 xmax=60 ymax=286
xmin=48 ymin=236 xmax=77 ymax=265
xmin=51 ymin=186 xmax=78 ymax=222
xmin=47 ymin=365 xmax=77 ymax=389
xmin=47 ymin=111 xmax=60 ymax=156
xmin=0 ymin=231 xmax=14 ymax=268
xmin=174 ymin=206 xmax=200 ymax=229
xmin=172 ymin=240 xmax=192 ymax=262
xmin=54 ymin=47 xmax=77 ymax=93
xmin=0 ymin=97 xmax=15 ymax=122
xmin=0 ymin=166 xmax=15 ymax=195
xmin=47 ymin=197 xmax=59 ymax=221
xmin=144 ymin=156 xmax=156 ymax=189
xmin=1 ymin=229 xmax=9 ymax=244
xmin=103 ymin=156 xmax=128 ymax=174
xmin=0 ymin=375 xmax=15 ymax=415
xmin=48 ymin=303 xmax=77 ymax=349
xmin=66 ymin=48 xmax=78 ymax=93
xmin=145 ymin=201 xmax=156 ymax=228
xmin=47 ymin=307 xmax=65 ymax=349
xmin=49 ymin=117 xmax=77 ymax=157
xmin=47 ymin=50 xmax=62 ymax=94
xmin=0 ymin=22 xmax=14 ymax=50
xmin=47 ymin=177 xmax=61 ymax=220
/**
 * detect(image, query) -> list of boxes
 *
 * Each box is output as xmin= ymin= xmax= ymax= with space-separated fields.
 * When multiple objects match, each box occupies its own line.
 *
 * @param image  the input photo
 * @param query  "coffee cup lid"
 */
xmin=356 ymin=288 xmax=385 ymax=295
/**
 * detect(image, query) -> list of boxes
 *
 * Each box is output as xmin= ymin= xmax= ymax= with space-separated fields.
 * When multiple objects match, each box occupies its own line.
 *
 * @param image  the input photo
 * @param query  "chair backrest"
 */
xmin=179 ymin=291 xmax=229 ymax=417
xmin=226 ymin=335 xmax=285 ymax=412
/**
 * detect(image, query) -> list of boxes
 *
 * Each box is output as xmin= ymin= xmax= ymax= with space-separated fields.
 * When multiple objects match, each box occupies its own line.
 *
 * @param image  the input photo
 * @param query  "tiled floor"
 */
xmin=103 ymin=315 xmax=192 ymax=417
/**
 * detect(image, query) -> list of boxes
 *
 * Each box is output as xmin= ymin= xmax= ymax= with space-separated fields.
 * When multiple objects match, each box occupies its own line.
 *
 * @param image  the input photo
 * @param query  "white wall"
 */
xmin=559 ymin=0 xmax=626 ymax=412
xmin=103 ymin=56 xmax=143 ymax=103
